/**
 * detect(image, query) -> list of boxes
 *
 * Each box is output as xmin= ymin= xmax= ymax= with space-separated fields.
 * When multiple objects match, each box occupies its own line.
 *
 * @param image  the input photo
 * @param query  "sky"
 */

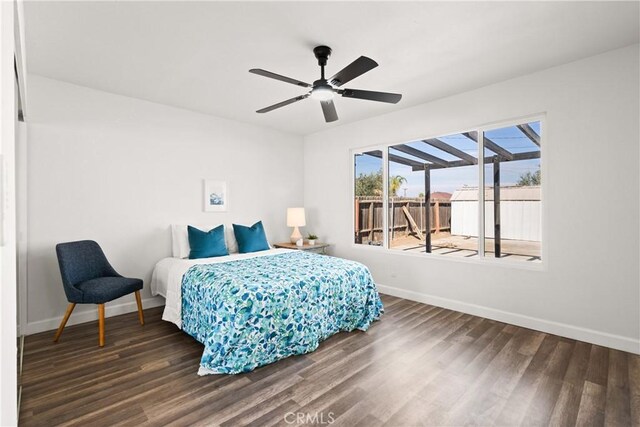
xmin=355 ymin=121 xmax=541 ymax=197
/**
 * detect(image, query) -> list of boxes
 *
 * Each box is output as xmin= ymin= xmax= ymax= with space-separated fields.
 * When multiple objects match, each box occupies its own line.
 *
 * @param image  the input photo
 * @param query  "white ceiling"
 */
xmin=25 ymin=1 xmax=639 ymax=136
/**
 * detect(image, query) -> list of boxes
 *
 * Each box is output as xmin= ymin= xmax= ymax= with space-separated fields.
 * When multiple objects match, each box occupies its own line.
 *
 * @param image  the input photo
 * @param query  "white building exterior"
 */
xmin=450 ymin=186 xmax=541 ymax=241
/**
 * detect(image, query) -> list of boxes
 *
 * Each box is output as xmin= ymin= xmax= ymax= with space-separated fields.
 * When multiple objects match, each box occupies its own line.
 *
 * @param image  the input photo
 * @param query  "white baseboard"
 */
xmin=24 ymin=296 xmax=166 ymax=336
xmin=376 ymin=284 xmax=640 ymax=355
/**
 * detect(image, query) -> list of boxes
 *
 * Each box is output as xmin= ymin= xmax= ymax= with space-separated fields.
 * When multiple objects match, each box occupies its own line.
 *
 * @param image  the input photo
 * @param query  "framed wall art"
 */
xmin=203 ymin=180 xmax=227 ymax=212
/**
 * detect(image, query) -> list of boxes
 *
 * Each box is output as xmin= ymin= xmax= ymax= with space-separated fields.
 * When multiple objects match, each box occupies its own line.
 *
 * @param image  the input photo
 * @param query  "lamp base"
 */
xmin=290 ymin=226 xmax=302 ymax=243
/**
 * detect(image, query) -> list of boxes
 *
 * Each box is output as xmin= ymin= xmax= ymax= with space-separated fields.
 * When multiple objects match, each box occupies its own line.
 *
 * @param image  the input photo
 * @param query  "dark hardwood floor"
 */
xmin=19 ymin=294 xmax=639 ymax=426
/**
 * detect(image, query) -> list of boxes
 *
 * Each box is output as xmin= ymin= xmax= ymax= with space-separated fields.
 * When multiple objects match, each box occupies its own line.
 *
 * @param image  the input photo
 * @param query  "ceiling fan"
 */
xmin=249 ymin=45 xmax=402 ymax=123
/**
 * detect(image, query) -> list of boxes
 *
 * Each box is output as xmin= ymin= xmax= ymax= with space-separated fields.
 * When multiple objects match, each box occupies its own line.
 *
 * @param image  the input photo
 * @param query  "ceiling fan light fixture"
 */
xmin=310 ymin=85 xmax=334 ymax=101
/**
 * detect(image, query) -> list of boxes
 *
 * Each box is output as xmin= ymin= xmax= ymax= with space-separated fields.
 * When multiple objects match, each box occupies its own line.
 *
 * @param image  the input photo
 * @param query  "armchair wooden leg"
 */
xmin=98 ymin=304 xmax=105 ymax=347
xmin=135 ymin=290 xmax=144 ymax=326
xmin=53 ymin=303 xmax=76 ymax=342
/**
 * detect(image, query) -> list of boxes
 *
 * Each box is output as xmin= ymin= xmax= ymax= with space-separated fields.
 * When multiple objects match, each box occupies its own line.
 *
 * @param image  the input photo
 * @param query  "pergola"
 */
xmin=366 ymin=124 xmax=541 ymax=256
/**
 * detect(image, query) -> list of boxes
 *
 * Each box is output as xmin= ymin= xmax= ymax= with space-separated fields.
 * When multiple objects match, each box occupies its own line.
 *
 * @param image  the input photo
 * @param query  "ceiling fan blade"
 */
xmin=320 ymin=100 xmax=338 ymax=122
xmin=249 ymin=69 xmax=312 ymax=88
xmin=340 ymin=89 xmax=402 ymax=104
xmin=256 ymin=94 xmax=310 ymax=113
xmin=329 ymin=56 xmax=378 ymax=87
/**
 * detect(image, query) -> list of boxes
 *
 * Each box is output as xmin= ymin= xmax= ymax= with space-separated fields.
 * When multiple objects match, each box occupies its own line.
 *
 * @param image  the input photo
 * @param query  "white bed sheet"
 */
xmin=150 ymin=248 xmax=294 ymax=328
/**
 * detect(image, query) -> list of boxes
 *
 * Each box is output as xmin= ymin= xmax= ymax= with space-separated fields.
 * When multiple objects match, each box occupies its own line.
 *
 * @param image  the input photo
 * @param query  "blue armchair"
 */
xmin=54 ymin=240 xmax=144 ymax=347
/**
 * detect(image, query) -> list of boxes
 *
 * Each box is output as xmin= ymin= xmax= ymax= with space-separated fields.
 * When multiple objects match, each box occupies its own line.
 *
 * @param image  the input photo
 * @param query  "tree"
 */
xmin=354 ymin=170 xmax=408 ymax=197
xmin=516 ymin=169 xmax=541 ymax=186
xmin=355 ymin=169 xmax=383 ymax=196
xmin=389 ymin=175 xmax=407 ymax=197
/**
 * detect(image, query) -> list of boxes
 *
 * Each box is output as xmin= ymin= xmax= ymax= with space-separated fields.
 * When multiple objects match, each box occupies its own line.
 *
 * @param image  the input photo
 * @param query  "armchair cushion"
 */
xmin=75 ymin=277 xmax=143 ymax=304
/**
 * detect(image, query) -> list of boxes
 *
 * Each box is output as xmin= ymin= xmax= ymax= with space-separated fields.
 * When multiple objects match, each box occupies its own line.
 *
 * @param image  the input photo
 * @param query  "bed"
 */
xmin=151 ymin=248 xmax=383 ymax=375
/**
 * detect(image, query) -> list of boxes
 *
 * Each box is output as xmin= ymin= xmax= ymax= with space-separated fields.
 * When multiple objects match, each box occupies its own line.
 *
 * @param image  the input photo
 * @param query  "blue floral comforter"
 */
xmin=181 ymin=251 xmax=383 ymax=375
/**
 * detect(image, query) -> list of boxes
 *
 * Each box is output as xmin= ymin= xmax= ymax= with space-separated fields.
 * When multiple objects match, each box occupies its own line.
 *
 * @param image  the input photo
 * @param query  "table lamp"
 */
xmin=287 ymin=207 xmax=306 ymax=243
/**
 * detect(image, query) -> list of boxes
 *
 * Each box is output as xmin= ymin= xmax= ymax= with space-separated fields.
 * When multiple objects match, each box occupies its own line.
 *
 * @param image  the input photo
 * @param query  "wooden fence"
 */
xmin=354 ymin=197 xmax=451 ymax=244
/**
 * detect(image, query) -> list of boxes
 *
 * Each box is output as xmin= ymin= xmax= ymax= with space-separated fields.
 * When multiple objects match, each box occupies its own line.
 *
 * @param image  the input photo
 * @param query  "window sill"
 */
xmin=350 ymin=243 xmax=547 ymax=272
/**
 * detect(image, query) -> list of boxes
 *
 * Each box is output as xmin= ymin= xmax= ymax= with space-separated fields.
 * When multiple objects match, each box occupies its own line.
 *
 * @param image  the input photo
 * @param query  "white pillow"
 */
xmin=171 ymin=224 xmax=190 ymax=258
xmin=225 ymin=226 xmax=239 ymax=254
xmin=170 ymin=224 xmax=238 ymax=258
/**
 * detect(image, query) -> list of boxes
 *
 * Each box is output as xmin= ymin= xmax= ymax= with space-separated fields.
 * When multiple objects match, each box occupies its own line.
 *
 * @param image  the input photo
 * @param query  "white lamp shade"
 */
xmin=287 ymin=207 xmax=306 ymax=227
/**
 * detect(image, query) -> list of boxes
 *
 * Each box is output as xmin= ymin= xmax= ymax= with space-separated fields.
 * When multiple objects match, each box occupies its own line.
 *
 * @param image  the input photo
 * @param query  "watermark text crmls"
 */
xmin=284 ymin=411 xmax=335 ymax=425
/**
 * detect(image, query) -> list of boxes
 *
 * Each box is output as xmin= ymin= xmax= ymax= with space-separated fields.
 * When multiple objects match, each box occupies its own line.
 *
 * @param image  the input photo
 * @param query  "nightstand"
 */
xmin=273 ymin=242 xmax=331 ymax=255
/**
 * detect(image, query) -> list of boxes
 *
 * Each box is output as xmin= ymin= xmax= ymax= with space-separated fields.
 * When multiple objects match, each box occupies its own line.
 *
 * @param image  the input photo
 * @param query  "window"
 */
xmin=388 ymin=132 xmax=479 ymax=258
xmin=352 ymin=119 xmax=542 ymax=263
xmin=354 ymin=150 xmax=383 ymax=246
xmin=483 ymin=123 xmax=541 ymax=261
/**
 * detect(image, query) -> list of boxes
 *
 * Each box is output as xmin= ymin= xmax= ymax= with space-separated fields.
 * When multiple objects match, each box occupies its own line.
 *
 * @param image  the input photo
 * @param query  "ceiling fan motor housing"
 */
xmin=313 ymin=45 xmax=332 ymax=67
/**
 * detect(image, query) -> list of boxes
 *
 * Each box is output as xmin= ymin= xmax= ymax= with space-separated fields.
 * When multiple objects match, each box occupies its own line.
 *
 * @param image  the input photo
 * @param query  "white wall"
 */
xmin=304 ymin=45 xmax=640 ymax=353
xmin=0 ymin=1 xmax=18 ymax=424
xmin=26 ymin=75 xmax=304 ymax=334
